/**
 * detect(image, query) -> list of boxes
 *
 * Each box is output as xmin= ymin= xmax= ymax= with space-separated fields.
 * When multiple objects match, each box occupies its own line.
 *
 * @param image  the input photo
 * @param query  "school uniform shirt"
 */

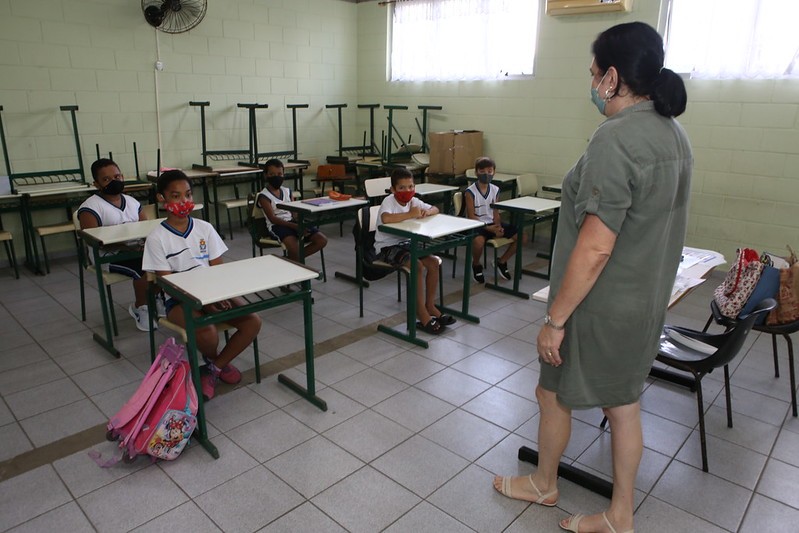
xmin=77 ymin=193 xmax=141 ymax=226
xmin=256 ymin=186 xmax=292 ymax=230
xmin=465 ymin=182 xmax=500 ymax=224
xmin=142 ymin=217 xmax=227 ymax=273
xmin=374 ymin=194 xmax=433 ymax=250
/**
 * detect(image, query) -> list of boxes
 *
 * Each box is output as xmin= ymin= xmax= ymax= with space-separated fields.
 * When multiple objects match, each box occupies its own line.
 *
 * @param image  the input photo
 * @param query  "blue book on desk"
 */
xmin=303 ymin=197 xmax=336 ymax=206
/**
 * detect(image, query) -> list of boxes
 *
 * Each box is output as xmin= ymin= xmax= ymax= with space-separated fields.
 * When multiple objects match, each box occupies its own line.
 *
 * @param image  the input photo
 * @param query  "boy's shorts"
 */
xmin=108 ymin=257 xmax=144 ymax=280
xmin=476 ymin=223 xmax=517 ymax=241
xmin=377 ymin=243 xmax=411 ymax=267
xmin=270 ymin=225 xmax=320 ymax=241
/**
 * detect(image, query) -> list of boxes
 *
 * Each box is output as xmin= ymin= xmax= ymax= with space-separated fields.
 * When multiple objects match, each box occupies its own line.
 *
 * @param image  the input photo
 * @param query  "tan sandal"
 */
xmin=493 ymin=474 xmax=558 ymax=506
xmin=559 ymin=511 xmax=633 ymax=533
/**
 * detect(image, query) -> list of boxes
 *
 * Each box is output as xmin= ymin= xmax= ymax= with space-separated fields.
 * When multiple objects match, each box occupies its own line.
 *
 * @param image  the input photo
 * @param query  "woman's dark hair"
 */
xmin=592 ymin=22 xmax=687 ymax=118
xmin=157 ymin=169 xmax=191 ymax=195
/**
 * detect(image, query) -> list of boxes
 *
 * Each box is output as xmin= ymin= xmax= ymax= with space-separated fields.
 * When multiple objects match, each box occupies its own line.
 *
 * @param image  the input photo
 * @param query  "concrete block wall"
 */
xmin=356 ymin=0 xmax=799 ymax=264
xmin=0 ymin=0 xmax=359 ymax=260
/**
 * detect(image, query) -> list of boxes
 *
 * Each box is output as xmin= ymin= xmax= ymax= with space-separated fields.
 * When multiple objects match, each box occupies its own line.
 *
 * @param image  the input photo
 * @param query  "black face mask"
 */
xmin=102 ymin=179 xmax=125 ymax=195
xmin=266 ymin=176 xmax=284 ymax=189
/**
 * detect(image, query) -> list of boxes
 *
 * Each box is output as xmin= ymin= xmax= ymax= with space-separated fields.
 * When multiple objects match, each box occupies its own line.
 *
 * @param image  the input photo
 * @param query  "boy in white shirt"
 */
xmin=464 ymin=157 xmax=519 ymax=283
xmin=143 ymin=170 xmax=262 ymax=400
xmin=77 ymin=158 xmax=157 ymax=332
xmin=375 ymin=168 xmax=455 ymax=334
xmin=256 ymin=158 xmax=327 ymax=263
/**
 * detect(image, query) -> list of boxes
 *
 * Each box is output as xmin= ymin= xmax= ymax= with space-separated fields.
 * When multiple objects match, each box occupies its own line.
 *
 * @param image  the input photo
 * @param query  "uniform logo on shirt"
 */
xmin=196 ymin=238 xmax=210 ymax=260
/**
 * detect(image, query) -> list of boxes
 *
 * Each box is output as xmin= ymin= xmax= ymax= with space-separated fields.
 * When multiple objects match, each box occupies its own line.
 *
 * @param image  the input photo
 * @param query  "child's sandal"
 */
xmin=417 ymin=317 xmax=443 ymax=334
xmin=437 ymin=314 xmax=456 ymax=326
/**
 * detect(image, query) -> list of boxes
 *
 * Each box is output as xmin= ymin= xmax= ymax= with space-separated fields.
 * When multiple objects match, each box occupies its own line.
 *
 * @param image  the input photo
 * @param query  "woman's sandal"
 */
xmin=417 ymin=317 xmax=443 ymax=334
xmin=559 ymin=512 xmax=633 ymax=533
xmin=493 ymin=474 xmax=558 ymax=506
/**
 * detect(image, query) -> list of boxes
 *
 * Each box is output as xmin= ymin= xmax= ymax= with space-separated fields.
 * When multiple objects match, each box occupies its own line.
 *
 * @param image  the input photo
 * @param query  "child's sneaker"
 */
xmin=200 ymin=367 xmax=219 ymax=401
xmin=494 ymin=260 xmax=512 ymax=281
xmin=128 ymin=304 xmax=157 ymax=332
xmin=203 ymin=358 xmax=241 ymax=385
xmin=472 ymin=264 xmax=485 ymax=283
xmin=155 ymin=293 xmax=167 ymax=318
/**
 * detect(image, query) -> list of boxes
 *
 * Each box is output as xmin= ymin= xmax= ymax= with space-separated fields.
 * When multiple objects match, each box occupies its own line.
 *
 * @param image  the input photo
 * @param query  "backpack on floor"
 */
xmin=89 ymin=338 xmax=198 ymax=466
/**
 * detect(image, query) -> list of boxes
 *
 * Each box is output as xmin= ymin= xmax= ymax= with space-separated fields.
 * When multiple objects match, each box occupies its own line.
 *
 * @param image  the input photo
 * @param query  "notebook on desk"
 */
xmin=302 ymin=197 xmax=336 ymax=206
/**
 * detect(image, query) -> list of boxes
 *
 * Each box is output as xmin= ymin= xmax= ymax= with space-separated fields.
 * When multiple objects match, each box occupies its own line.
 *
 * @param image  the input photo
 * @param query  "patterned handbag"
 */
xmin=714 ymin=248 xmax=765 ymax=319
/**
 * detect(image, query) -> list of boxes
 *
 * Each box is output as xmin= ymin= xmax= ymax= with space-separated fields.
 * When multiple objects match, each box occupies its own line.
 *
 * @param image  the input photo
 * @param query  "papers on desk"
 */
xmin=678 ymin=247 xmax=725 ymax=274
xmin=303 ymin=197 xmax=335 ymax=206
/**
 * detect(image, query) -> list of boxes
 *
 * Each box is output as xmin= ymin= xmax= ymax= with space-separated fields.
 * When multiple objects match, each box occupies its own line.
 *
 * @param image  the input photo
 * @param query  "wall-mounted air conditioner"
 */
xmin=546 ymin=0 xmax=633 ymax=16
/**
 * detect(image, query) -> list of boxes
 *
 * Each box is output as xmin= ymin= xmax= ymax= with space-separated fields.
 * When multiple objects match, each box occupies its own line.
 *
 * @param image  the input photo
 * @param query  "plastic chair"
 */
xmin=364 ymin=176 xmax=391 ymax=204
xmin=314 ymin=164 xmax=349 ymax=196
xmin=73 ymin=210 xmax=134 ymax=335
xmin=703 ymin=298 xmax=799 ymax=418
xmin=36 ymin=216 xmax=77 ymax=274
xmin=654 ymin=298 xmax=776 ymax=472
xmin=145 ymin=272 xmax=261 ymax=383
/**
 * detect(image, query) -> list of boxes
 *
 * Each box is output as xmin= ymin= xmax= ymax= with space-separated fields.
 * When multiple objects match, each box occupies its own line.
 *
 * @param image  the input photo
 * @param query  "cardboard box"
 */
xmin=428 ymin=130 xmax=483 ymax=175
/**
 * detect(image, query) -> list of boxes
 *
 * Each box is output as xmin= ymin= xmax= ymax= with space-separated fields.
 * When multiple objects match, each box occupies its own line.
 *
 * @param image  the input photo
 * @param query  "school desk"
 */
xmin=377 ymin=213 xmax=485 ymax=348
xmin=155 ymin=254 xmax=322 ymax=459
xmin=78 ymin=218 xmax=165 ymax=356
xmin=487 ymin=196 xmax=561 ymax=299
xmin=414 ymin=183 xmax=459 ymax=215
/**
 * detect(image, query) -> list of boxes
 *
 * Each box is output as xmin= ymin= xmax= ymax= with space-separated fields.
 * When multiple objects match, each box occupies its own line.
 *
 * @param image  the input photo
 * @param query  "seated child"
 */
xmin=374 ymin=168 xmax=455 ymax=334
xmin=142 ymin=170 xmax=262 ymax=400
xmin=77 ymin=158 xmax=159 ymax=332
xmin=464 ymin=156 xmax=519 ymax=283
xmin=256 ymin=158 xmax=327 ymax=263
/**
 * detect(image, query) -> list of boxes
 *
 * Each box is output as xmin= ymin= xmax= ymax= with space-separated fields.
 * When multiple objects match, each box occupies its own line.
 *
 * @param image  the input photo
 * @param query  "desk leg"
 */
xmin=89 ymin=245 xmax=121 ymax=357
xmin=518 ymin=446 xmax=613 ymax=499
xmin=437 ymin=234 xmax=480 ymax=323
xmin=277 ymin=282 xmax=328 ymax=411
xmin=20 ymin=197 xmax=43 ymax=275
xmin=210 ymin=177 xmax=224 ymax=238
xmin=523 ymin=212 xmax=558 ymax=280
xmin=183 ymin=303 xmax=219 ymax=459
xmin=486 ymin=213 xmax=529 ymax=299
xmin=377 ymin=239 xmax=429 ymax=348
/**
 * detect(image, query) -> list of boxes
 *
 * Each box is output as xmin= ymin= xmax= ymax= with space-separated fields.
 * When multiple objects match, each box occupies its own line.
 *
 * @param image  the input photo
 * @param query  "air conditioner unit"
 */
xmin=546 ymin=0 xmax=633 ymax=16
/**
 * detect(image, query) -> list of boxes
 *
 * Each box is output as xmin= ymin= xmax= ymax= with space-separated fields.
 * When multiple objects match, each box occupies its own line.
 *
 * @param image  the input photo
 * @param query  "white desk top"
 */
xmin=17 ymin=183 xmax=92 ymax=197
xmin=532 ymin=247 xmax=726 ymax=308
xmin=79 ymin=219 xmax=165 ymax=246
xmin=214 ymin=167 xmax=261 ymax=176
xmin=161 ymin=255 xmax=318 ymax=306
xmin=147 ymin=169 xmax=216 ymax=179
xmin=380 ymin=213 xmax=484 ymax=240
xmin=279 ymin=197 xmax=367 ymax=213
xmin=466 ymin=172 xmax=519 ymax=183
xmin=414 ymin=183 xmax=458 ymax=195
xmin=493 ymin=196 xmax=561 ymax=212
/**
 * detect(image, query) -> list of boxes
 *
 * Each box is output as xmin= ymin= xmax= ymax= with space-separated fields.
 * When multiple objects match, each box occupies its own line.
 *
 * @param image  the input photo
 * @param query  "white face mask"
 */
xmin=590 ymin=72 xmax=609 ymax=115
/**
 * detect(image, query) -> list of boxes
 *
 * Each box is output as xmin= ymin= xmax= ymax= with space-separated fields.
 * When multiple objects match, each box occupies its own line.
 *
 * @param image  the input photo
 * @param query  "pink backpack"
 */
xmin=90 ymin=338 xmax=198 ymax=466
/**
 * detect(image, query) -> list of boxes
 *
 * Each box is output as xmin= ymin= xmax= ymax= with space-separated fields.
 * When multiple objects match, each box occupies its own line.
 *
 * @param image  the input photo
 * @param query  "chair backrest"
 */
xmin=141 ymin=203 xmax=157 ymax=220
xmin=364 ymin=177 xmax=391 ymax=199
xmin=317 ymin=164 xmax=346 ymax=179
xmin=465 ymin=168 xmax=476 ymax=178
xmin=516 ymin=173 xmax=539 ymax=197
xmin=452 ymin=191 xmax=463 ymax=217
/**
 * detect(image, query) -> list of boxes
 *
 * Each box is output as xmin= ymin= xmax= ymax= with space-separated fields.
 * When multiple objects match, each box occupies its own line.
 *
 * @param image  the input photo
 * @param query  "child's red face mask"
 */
xmin=164 ymin=200 xmax=195 ymax=217
xmin=394 ymin=190 xmax=415 ymax=204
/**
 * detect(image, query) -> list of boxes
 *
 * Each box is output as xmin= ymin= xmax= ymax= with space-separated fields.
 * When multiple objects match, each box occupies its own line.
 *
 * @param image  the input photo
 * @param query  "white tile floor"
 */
xmin=1 ymin=218 xmax=798 ymax=532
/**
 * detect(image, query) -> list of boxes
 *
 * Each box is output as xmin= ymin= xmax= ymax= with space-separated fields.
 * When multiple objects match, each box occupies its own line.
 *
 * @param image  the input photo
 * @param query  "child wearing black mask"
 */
xmin=256 ymin=158 xmax=327 ymax=263
xmin=77 ymin=158 xmax=160 ymax=332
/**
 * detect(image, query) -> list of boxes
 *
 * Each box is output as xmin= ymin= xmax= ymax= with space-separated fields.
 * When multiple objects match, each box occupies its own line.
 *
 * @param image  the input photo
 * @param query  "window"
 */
xmin=389 ymin=0 xmax=540 ymax=82
xmin=664 ymin=0 xmax=799 ymax=79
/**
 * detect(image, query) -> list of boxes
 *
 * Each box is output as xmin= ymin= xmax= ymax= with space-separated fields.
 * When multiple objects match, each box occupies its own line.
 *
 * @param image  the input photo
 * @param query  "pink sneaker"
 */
xmin=217 ymin=363 xmax=241 ymax=385
xmin=200 ymin=369 xmax=218 ymax=401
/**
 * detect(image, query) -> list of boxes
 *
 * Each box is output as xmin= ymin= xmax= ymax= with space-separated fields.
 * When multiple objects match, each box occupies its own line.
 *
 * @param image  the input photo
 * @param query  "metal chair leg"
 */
xmin=724 ymin=363 xmax=733 ymax=428
xmin=106 ymin=285 xmax=119 ymax=337
xmin=39 ymin=235 xmax=51 ymax=274
xmin=772 ymin=333 xmax=780 ymax=378
xmin=786 ymin=334 xmax=797 ymax=417
xmin=253 ymin=337 xmax=261 ymax=383
xmin=320 ymin=247 xmax=327 ymax=282
xmin=695 ymin=378 xmax=709 ymax=472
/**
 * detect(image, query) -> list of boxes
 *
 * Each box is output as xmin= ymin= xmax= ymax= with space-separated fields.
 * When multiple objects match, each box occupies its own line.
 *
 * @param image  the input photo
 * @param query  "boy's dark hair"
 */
xmin=390 ymin=168 xmax=413 ymax=188
xmin=474 ymin=157 xmax=496 ymax=171
xmin=157 ymin=169 xmax=191 ymax=196
xmin=263 ymin=158 xmax=284 ymax=173
xmin=91 ymin=158 xmax=119 ymax=181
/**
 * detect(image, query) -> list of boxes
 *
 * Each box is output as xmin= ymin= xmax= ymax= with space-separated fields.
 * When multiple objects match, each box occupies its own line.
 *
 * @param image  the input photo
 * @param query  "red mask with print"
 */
xmin=394 ymin=190 xmax=415 ymax=204
xmin=164 ymin=200 xmax=195 ymax=217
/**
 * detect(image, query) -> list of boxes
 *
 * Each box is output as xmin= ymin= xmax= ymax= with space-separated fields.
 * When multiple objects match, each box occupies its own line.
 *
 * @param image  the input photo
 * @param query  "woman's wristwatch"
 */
xmin=544 ymin=314 xmax=565 ymax=331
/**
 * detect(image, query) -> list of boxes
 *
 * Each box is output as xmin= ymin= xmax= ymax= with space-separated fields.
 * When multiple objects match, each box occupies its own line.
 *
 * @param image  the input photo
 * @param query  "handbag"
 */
xmin=766 ymin=246 xmax=799 ymax=325
xmin=714 ymin=248 xmax=764 ymax=319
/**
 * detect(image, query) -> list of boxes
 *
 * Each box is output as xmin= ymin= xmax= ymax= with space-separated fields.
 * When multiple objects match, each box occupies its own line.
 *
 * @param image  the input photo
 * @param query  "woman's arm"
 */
xmin=538 ymin=214 xmax=617 ymax=366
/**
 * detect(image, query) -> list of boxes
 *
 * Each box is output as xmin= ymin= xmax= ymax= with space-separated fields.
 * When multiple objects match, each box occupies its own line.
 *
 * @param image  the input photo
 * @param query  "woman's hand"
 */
xmin=537 ymin=325 xmax=565 ymax=367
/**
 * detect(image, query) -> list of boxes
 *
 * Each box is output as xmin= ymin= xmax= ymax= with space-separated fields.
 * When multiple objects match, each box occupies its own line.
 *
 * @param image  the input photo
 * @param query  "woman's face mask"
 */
xmin=590 ymin=71 xmax=610 ymax=115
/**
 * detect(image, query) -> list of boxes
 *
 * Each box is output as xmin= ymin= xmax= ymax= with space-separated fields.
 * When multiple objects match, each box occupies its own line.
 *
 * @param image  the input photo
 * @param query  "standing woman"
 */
xmin=493 ymin=22 xmax=691 ymax=533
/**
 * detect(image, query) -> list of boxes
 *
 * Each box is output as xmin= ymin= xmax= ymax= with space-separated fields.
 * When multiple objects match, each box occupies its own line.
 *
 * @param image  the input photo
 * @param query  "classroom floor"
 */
xmin=0 ymin=218 xmax=798 ymax=533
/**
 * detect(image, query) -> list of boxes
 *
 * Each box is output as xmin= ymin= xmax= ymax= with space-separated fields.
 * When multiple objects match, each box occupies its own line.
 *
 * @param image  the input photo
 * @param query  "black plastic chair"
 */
xmin=703 ymin=299 xmax=799 ymax=418
xmin=657 ymin=298 xmax=776 ymax=472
